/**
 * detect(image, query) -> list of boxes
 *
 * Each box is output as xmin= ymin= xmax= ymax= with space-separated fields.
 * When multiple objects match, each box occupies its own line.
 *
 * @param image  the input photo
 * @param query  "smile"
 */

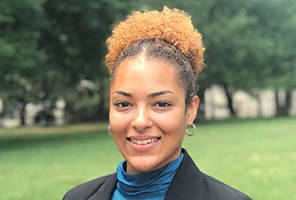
xmin=128 ymin=137 xmax=161 ymax=145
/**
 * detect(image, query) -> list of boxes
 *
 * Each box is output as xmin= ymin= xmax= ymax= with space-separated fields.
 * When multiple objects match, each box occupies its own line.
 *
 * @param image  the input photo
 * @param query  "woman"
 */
xmin=63 ymin=7 xmax=252 ymax=200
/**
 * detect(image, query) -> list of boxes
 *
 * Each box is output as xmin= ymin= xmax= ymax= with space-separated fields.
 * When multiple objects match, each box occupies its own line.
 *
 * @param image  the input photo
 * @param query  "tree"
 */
xmin=0 ymin=0 xmax=139 ymax=123
xmin=1 ymin=0 xmax=295 ymax=123
xmin=143 ymin=0 xmax=296 ymax=117
xmin=0 ymin=0 xmax=46 ymax=123
xmin=37 ymin=0 xmax=140 ymax=121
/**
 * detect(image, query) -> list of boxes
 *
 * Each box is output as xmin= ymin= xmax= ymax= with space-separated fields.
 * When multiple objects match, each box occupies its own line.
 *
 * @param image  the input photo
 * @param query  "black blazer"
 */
xmin=63 ymin=149 xmax=252 ymax=200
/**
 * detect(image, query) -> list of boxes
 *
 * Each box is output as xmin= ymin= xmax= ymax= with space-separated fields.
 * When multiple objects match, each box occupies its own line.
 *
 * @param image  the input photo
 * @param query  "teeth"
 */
xmin=130 ymin=138 xmax=159 ymax=145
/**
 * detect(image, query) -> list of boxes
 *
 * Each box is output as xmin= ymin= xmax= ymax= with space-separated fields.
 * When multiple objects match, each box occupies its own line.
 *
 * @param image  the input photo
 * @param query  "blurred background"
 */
xmin=0 ymin=0 xmax=295 ymax=126
xmin=0 ymin=0 xmax=295 ymax=200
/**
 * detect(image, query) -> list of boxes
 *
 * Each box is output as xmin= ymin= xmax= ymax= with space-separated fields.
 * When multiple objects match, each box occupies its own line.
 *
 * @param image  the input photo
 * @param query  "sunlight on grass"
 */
xmin=0 ymin=117 xmax=295 ymax=200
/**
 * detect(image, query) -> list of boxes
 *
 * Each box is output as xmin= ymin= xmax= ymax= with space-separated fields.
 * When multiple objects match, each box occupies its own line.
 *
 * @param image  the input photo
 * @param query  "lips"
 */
xmin=127 ymin=137 xmax=161 ymax=145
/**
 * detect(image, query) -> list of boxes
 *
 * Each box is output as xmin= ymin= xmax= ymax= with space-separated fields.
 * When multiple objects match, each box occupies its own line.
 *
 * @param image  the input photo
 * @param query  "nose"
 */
xmin=131 ymin=106 xmax=152 ymax=132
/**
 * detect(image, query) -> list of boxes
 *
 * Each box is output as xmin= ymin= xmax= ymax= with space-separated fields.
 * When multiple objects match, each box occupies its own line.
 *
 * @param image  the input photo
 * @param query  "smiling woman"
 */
xmin=110 ymin=59 xmax=196 ymax=175
xmin=63 ymin=6 xmax=252 ymax=200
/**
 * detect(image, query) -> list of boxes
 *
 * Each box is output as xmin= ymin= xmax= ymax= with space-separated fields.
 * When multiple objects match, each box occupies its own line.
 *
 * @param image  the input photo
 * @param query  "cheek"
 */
xmin=152 ymin=109 xmax=187 ymax=134
xmin=109 ymin=109 xmax=130 ymax=135
xmin=109 ymin=111 xmax=129 ymax=154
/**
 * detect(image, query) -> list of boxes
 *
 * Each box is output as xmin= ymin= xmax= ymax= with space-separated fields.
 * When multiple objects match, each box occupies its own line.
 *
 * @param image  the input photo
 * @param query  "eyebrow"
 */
xmin=113 ymin=90 xmax=173 ymax=98
xmin=113 ymin=90 xmax=133 ymax=97
xmin=148 ymin=90 xmax=173 ymax=98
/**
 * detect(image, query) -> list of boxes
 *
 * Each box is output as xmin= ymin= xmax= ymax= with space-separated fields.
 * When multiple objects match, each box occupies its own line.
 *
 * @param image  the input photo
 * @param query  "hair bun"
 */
xmin=106 ymin=6 xmax=205 ymax=77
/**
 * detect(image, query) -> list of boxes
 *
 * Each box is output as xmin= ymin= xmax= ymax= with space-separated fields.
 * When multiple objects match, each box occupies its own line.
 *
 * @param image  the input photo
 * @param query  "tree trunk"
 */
xmin=96 ymin=80 xmax=110 ymax=121
xmin=222 ymin=84 xmax=236 ymax=116
xmin=96 ymin=96 xmax=108 ymax=120
xmin=285 ymin=91 xmax=292 ymax=116
xmin=252 ymin=90 xmax=263 ymax=117
xmin=195 ymin=87 xmax=206 ymax=122
xmin=275 ymin=90 xmax=291 ymax=116
xmin=17 ymin=98 xmax=26 ymax=125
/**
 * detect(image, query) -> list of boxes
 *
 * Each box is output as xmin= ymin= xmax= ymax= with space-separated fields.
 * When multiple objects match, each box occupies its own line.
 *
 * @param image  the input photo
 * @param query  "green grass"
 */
xmin=0 ymin=117 xmax=295 ymax=200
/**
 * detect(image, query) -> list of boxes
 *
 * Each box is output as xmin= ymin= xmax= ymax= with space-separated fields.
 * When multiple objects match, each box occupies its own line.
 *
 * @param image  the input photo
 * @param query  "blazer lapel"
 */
xmin=88 ymin=173 xmax=117 ymax=200
xmin=87 ymin=149 xmax=203 ymax=200
xmin=165 ymin=149 xmax=203 ymax=200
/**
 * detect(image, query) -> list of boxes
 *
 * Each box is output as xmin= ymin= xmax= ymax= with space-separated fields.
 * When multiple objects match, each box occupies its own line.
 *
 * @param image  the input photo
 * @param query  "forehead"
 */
xmin=110 ymin=58 xmax=184 ymax=94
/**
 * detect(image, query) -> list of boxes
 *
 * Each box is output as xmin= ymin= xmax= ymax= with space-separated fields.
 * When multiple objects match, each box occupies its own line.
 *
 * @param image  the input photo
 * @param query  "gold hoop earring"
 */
xmin=108 ymin=125 xmax=113 ymax=136
xmin=186 ymin=123 xmax=196 ymax=136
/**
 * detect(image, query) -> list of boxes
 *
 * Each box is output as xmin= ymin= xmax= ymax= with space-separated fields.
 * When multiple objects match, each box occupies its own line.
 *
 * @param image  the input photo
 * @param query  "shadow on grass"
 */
xmin=0 ymin=130 xmax=109 ymax=151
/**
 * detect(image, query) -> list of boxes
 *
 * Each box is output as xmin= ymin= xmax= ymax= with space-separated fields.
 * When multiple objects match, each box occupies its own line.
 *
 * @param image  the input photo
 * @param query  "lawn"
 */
xmin=0 ymin=117 xmax=295 ymax=200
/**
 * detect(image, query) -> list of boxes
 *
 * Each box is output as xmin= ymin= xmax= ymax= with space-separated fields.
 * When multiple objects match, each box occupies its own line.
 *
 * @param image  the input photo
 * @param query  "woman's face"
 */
xmin=109 ymin=57 xmax=199 ymax=175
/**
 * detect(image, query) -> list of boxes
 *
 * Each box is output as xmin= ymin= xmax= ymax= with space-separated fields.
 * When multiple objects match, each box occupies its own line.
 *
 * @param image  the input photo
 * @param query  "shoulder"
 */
xmin=168 ymin=149 xmax=252 ymax=200
xmin=202 ymin=173 xmax=252 ymax=200
xmin=62 ymin=173 xmax=116 ymax=200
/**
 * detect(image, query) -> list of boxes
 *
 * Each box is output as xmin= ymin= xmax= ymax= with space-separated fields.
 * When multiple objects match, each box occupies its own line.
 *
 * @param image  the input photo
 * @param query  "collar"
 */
xmin=88 ymin=149 xmax=203 ymax=200
xmin=164 ymin=149 xmax=203 ymax=200
xmin=115 ymin=153 xmax=184 ymax=199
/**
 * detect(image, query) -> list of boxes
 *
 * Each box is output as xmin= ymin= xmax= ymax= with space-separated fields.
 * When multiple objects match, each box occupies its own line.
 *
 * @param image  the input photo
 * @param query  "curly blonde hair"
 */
xmin=105 ymin=6 xmax=205 ymax=77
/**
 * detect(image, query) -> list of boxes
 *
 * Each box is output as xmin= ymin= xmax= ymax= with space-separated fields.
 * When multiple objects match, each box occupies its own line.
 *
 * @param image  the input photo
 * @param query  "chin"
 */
xmin=127 ymin=157 xmax=160 ymax=174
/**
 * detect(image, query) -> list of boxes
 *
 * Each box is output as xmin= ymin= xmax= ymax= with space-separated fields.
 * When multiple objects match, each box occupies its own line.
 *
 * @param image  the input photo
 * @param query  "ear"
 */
xmin=186 ymin=95 xmax=199 ymax=125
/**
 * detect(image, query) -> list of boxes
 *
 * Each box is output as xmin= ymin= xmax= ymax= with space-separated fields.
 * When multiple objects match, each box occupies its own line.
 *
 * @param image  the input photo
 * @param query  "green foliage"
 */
xmin=142 ymin=0 xmax=296 ymax=91
xmin=36 ymin=0 xmax=138 ymax=119
xmin=0 ymin=0 xmax=45 ymax=101
xmin=0 ymin=0 xmax=138 ymax=120
xmin=1 ymin=117 xmax=296 ymax=199
xmin=0 ymin=0 xmax=295 ymax=120
xmin=142 ymin=0 xmax=296 ymax=116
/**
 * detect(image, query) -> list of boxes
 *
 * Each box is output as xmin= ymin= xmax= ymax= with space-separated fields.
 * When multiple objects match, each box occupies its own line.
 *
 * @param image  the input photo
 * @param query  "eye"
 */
xmin=155 ymin=101 xmax=171 ymax=108
xmin=114 ymin=101 xmax=131 ymax=108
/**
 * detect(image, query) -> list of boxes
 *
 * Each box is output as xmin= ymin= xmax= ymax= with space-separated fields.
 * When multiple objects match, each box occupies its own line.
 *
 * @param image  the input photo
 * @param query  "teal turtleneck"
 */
xmin=111 ymin=153 xmax=184 ymax=200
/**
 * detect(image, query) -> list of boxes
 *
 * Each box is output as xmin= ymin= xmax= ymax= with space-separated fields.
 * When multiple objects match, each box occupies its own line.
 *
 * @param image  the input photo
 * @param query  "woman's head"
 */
xmin=106 ymin=7 xmax=205 ymax=107
xmin=109 ymin=57 xmax=199 ymax=174
xmin=111 ymin=39 xmax=197 ymax=108
xmin=107 ymin=7 xmax=204 ymax=174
